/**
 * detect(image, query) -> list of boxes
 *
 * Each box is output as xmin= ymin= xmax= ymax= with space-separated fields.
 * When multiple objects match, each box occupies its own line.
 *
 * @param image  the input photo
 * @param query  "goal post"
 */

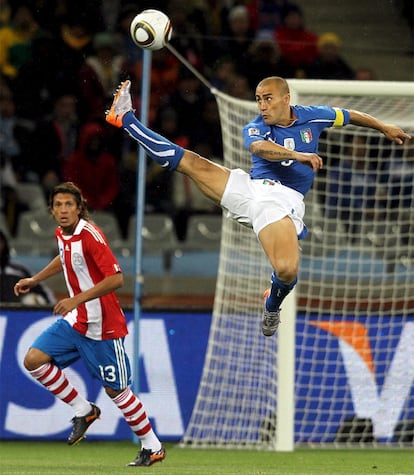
xmin=276 ymin=288 xmax=296 ymax=451
xmin=181 ymin=79 xmax=414 ymax=449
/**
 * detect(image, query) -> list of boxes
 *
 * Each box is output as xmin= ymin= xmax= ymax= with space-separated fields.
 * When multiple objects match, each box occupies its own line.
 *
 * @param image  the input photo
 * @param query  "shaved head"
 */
xmin=257 ymin=77 xmax=290 ymax=95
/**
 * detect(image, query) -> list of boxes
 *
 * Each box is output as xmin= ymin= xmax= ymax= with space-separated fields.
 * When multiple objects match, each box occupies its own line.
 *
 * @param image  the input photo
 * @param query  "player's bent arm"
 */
xmin=348 ymin=110 xmax=412 ymax=144
xmin=14 ymin=255 xmax=62 ymax=296
xmin=54 ymin=273 xmax=124 ymax=316
xmin=250 ymin=140 xmax=323 ymax=171
xmin=250 ymin=140 xmax=299 ymax=161
xmin=74 ymin=272 xmax=123 ymax=305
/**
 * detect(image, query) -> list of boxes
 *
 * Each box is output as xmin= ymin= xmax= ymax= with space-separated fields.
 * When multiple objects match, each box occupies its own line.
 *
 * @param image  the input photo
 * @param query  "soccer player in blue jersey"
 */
xmin=106 ymin=77 xmax=411 ymax=337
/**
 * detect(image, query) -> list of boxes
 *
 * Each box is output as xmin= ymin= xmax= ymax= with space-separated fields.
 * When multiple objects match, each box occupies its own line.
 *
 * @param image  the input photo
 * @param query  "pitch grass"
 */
xmin=0 ymin=441 xmax=412 ymax=475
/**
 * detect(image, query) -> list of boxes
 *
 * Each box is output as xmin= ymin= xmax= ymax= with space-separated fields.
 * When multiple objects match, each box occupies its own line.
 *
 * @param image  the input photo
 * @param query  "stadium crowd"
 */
xmin=0 ymin=0 xmax=409 ymax=245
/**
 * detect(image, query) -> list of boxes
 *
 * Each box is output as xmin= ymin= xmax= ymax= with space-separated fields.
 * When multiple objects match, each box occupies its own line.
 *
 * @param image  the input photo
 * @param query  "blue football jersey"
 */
xmin=243 ymin=105 xmax=350 ymax=196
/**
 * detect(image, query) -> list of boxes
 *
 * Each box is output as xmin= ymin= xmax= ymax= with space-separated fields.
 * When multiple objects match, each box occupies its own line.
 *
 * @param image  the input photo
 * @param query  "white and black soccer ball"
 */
xmin=130 ymin=9 xmax=172 ymax=51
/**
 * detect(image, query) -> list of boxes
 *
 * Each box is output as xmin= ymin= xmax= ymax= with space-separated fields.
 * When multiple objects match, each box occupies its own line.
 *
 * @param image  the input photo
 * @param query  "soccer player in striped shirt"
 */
xmin=13 ymin=182 xmax=165 ymax=467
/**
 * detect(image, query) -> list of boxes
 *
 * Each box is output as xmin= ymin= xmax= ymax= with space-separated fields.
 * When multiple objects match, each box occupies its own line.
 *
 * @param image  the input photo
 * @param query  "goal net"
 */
xmin=181 ymin=80 xmax=414 ymax=449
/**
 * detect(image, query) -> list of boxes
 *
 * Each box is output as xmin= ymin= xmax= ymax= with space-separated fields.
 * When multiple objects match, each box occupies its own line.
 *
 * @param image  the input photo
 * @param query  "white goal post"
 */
xmin=181 ymin=79 xmax=414 ymax=450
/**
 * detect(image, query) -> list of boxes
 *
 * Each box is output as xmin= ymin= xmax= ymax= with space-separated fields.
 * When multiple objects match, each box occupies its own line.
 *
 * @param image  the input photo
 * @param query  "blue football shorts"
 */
xmin=31 ymin=318 xmax=131 ymax=390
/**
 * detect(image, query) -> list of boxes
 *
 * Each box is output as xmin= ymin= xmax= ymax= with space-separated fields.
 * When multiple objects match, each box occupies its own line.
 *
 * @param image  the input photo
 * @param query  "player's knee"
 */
xmin=23 ymin=353 xmax=34 ymax=371
xmin=105 ymin=386 xmax=124 ymax=399
xmin=179 ymin=151 xmax=214 ymax=175
xmin=24 ymin=348 xmax=49 ymax=371
xmin=275 ymin=259 xmax=298 ymax=284
xmin=177 ymin=150 xmax=200 ymax=172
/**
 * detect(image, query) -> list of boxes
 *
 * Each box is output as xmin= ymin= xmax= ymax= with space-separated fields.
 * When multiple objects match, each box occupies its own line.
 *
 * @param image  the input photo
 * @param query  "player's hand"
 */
xmin=53 ymin=298 xmax=78 ymax=316
xmin=383 ymin=124 xmax=412 ymax=145
xmin=14 ymin=278 xmax=36 ymax=296
xmin=296 ymin=152 xmax=323 ymax=172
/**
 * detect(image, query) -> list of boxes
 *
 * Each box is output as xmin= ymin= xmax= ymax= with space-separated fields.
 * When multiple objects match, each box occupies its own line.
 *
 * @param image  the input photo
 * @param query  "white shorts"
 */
xmin=220 ymin=168 xmax=306 ymax=238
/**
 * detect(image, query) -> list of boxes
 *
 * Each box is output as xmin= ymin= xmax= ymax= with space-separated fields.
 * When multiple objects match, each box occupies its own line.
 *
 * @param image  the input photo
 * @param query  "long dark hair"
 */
xmin=49 ymin=182 xmax=90 ymax=221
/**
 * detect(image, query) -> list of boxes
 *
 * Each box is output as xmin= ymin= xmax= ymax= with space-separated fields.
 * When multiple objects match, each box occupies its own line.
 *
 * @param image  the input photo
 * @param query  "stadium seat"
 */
xmin=90 ymin=211 xmax=123 ymax=243
xmin=122 ymin=214 xmax=178 ymax=271
xmin=13 ymin=210 xmax=57 ymax=256
xmin=181 ymin=213 xmax=222 ymax=251
xmin=15 ymin=182 xmax=47 ymax=211
xmin=142 ymin=214 xmax=178 ymax=252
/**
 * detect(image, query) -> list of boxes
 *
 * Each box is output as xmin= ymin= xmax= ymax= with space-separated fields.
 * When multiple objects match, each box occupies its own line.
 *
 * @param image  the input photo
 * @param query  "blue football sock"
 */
xmin=265 ymin=272 xmax=297 ymax=312
xmin=122 ymin=111 xmax=184 ymax=171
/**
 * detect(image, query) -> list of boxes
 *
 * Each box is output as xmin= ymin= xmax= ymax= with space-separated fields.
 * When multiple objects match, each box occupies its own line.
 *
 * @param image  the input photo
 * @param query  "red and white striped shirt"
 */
xmin=56 ymin=218 xmax=127 ymax=340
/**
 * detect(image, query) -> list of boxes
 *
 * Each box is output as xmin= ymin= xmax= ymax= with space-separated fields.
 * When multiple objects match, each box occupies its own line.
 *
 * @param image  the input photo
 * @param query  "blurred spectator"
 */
xmin=380 ymin=135 xmax=414 ymax=210
xmin=190 ymin=97 xmax=223 ymax=159
xmin=0 ymin=0 xmax=11 ymax=27
xmin=153 ymin=107 xmax=190 ymax=151
xmin=78 ymin=32 xmax=126 ymax=120
xmin=189 ymin=0 xmax=230 ymax=73
xmin=113 ymin=157 xmax=136 ymax=239
xmin=354 ymin=67 xmax=377 ymax=81
xmin=325 ymin=134 xmax=385 ymax=240
xmin=223 ymin=73 xmax=252 ymax=100
xmin=306 ymin=32 xmax=354 ymax=80
xmin=57 ymin=0 xmax=104 ymax=34
xmin=379 ymin=135 xmax=414 ymax=269
xmin=0 ymin=87 xmax=33 ymax=235
xmin=162 ymin=66 xmax=208 ymax=140
xmin=167 ymin=0 xmax=204 ymax=71
xmin=0 ymin=230 xmax=56 ymax=304
xmin=63 ymin=120 xmax=120 ymax=212
xmin=0 ymin=3 xmax=41 ymax=80
xmin=168 ymin=96 xmax=223 ymax=240
xmin=248 ymin=0 xmax=291 ymax=35
xmin=55 ymin=16 xmax=94 ymax=95
xmin=210 ymin=56 xmax=238 ymax=91
xmin=219 ymin=5 xmax=256 ymax=76
xmin=150 ymin=105 xmax=190 ymax=239
xmin=12 ymin=32 xmax=65 ymax=120
xmin=201 ymin=4 xmax=256 ymax=76
xmin=146 ymin=107 xmax=190 ymax=215
xmin=131 ymin=47 xmax=180 ymax=125
xmin=245 ymin=33 xmax=295 ymax=88
xmin=0 ymin=88 xmax=20 ymax=235
xmin=395 ymin=0 xmax=414 ymax=55
xmin=0 ymin=85 xmax=33 ymax=180
xmin=189 ymin=0 xmax=230 ymax=37
xmin=242 ymin=0 xmax=260 ymax=31
xmin=116 ymin=3 xmax=143 ymax=70
xmin=26 ymin=0 xmax=64 ymax=35
xmin=275 ymin=4 xmax=318 ymax=74
xmin=98 ymin=0 xmax=122 ymax=33
xmin=325 ymin=132 xmax=413 ymax=261
xmin=32 ymin=93 xmax=79 ymax=197
xmin=30 ymin=0 xmax=106 ymax=36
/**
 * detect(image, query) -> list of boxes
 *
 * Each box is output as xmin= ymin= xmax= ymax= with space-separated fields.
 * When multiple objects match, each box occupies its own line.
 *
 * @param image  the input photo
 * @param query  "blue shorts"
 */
xmin=32 ymin=319 xmax=131 ymax=390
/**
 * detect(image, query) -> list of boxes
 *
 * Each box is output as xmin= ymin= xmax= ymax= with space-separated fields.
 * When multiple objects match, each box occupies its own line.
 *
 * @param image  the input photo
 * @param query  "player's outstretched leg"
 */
xmin=106 ymin=80 xmax=184 ymax=171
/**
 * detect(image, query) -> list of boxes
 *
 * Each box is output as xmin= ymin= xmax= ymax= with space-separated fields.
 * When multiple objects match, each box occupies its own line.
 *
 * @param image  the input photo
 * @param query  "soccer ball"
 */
xmin=130 ymin=9 xmax=172 ymax=51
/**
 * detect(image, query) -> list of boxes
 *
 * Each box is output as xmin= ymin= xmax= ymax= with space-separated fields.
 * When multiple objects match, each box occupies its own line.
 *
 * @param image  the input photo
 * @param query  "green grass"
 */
xmin=0 ymin=441 xmax=412 ymax=475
